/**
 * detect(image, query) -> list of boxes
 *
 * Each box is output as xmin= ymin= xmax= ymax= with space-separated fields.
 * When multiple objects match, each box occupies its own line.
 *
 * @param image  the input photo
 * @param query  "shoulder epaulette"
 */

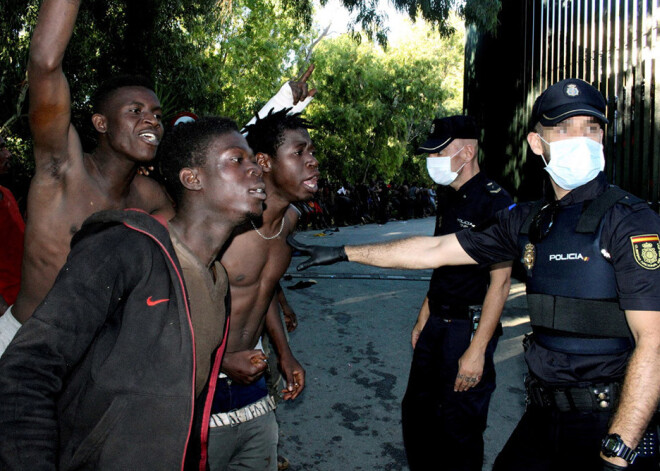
xmin=615 ymin=192 xmax=645 ymax=207
xmin=485 ymin=181 xmax=502 ymax=195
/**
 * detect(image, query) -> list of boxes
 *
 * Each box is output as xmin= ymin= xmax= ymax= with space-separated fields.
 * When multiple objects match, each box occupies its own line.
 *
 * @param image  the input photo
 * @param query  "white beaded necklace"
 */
xmin=250 ymin=217 xmax=285 ymax=240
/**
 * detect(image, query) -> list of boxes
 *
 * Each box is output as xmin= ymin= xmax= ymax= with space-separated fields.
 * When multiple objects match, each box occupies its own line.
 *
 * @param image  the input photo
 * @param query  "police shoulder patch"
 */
xmin=485 ymin=181 xmax=502 ymax=194
xmin=630 ymin=234 xmax=660 ymax=270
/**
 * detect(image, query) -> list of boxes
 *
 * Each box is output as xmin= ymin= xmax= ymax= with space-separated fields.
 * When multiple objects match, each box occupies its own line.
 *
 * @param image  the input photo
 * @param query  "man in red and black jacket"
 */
xmin=0 ymin=117 xmax=266 ymax=470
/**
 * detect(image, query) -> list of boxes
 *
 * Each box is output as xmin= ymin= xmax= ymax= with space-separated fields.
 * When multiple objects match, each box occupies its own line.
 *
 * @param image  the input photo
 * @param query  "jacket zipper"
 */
xmin=123 ymin=221 xmax=197 ymax=471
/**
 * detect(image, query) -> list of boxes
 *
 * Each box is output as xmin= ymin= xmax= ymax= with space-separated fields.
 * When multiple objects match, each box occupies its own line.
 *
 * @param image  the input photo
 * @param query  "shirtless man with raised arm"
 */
xmin=1 ymin=0 xmax=315 ymax=354
xmin=2 ymin=0 xmax=173 ymax=346
xmin=207 ymin=108 xmax=319 ymax=471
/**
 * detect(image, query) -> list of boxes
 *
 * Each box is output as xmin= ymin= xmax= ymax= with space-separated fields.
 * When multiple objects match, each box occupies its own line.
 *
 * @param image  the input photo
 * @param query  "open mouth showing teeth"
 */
xmin=139 ymin=132 xmax=159 ymax=145
xmin=303 ymin=176 xmax=318 ymax=190
xmin=249 ymin=188 xmax=267 ymax=199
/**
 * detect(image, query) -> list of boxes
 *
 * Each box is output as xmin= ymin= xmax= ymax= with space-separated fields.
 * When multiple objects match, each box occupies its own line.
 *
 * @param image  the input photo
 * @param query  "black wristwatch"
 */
xmin=601 ymin=433 xmax=638 ymax=464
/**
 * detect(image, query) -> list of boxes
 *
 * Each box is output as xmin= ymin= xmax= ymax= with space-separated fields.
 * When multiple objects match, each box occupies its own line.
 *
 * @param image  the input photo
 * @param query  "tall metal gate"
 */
xmin=464 ymin=0 xmax=660 ymax=207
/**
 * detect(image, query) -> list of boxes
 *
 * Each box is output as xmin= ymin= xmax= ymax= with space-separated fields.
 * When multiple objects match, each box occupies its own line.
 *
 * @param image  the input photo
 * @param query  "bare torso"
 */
xmin=12 ymin=144 xmax=174 ymax=323
xmin=13 ymin=0 xmax=172 ymax=324
xmin=220 ymin=207 xmax=298 ymax=351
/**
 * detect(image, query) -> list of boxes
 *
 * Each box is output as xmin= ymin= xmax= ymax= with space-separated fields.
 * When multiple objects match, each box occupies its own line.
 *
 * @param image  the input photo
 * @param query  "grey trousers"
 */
xmin=207 ymin=410 xmax=278 ymax=471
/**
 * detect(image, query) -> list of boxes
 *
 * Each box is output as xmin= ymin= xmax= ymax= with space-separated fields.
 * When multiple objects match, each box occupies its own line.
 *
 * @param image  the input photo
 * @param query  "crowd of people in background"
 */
xmin=295 ymin=179 xmax=437 ymax=231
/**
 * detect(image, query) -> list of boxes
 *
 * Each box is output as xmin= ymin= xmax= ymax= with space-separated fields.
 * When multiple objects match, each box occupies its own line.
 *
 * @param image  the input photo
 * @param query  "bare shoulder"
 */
xmin=130 ymin=175 xmax=175 ymax=217
xmin=285 ymin=205 xmax=301 ymax=234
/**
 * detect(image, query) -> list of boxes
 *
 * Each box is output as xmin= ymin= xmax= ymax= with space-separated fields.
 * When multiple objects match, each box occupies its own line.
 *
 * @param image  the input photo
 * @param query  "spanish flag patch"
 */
xmin=630 ymin=234 xmax=660 ymax=270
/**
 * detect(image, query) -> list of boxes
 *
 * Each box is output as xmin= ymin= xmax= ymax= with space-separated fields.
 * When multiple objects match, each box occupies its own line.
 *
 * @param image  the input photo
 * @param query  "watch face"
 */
xmin=601 ymin=435 xmax=621 ymax=457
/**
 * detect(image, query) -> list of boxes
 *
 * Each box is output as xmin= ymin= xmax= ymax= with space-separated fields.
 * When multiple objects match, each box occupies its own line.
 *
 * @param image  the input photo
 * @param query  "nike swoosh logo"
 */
xmin=146 ymin=296 xmax=170 ymax=306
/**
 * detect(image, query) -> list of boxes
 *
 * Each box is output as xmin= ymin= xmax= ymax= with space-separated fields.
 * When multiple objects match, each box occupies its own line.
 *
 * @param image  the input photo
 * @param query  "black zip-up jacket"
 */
xmin=0 ymin=209 xmax=229 ymax=470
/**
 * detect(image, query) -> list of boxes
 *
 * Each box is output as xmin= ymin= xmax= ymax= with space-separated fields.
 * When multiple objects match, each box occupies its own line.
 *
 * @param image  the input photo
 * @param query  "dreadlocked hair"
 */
xmin=242 ymin=107 xmax=313 ymax=158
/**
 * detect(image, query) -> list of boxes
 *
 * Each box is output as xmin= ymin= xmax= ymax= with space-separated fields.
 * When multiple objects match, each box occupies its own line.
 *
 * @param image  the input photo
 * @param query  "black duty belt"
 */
xmin=527 ymin=374 xmax=659 ymax=457
xmin=534 ymin=332 xmax=633 ymax=355
xmin=430 ymin=304 xmax=482 ymax=320
xmin=525 ymin=375 xmax=621 ymax=413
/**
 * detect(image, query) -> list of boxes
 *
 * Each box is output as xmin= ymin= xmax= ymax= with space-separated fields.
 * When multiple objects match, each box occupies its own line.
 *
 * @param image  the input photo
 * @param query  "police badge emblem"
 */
xmin=630 ymin=234 xmax=660 ymax=270
xmin=523 ymin=243 xmax=535 ymax=270
xmin=565 ymin=84 xmax=580 ymax=97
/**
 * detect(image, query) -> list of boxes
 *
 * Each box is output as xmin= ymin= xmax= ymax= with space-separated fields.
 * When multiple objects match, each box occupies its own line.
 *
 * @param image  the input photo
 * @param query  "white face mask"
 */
xmin=426 ymin=147 xmax=466 ymax=186
xmin=539 ymin=136 xmax=604 ymax=190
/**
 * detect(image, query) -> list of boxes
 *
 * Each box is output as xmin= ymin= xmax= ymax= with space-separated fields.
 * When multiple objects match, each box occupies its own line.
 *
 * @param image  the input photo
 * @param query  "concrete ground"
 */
xmin=275 ymin=217 xmax=529 ymax=470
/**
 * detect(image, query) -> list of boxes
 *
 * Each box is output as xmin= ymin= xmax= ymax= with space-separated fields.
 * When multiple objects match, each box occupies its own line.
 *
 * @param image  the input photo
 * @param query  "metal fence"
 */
xmin=464 ymin=0 xmax=660 ymax=207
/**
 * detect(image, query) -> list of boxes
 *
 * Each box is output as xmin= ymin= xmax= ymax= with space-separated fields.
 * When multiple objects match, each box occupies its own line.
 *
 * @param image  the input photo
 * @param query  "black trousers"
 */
xmin=493 ymin=405 xmax=659 ymax=470
xmin=402 ymin=316 xmax=498 ymax=471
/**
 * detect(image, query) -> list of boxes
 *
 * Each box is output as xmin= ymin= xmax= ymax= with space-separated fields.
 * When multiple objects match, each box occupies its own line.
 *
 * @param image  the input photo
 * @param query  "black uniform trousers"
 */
xmin=402 ymin=316 xmax=498 ymax=471
xmin=493 ymin=402 xmax=659 ymax=470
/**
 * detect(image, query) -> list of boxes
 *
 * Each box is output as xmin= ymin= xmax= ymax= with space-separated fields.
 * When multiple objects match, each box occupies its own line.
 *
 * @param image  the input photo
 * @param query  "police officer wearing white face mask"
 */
xmin=398 ymin=116 xmax=513 ymax=471
xmin=489 ymin=79 xmax=660 ymax=470
xmin=288 ymin=80 xmax=660 ymax=470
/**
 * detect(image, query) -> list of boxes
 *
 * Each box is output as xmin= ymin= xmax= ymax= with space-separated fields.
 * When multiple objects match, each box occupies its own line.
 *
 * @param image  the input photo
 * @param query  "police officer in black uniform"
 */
xmin=404 ymin=116 xmax=512 ymax=471
xmin=288 ymin=78 xmax=660 ymax=470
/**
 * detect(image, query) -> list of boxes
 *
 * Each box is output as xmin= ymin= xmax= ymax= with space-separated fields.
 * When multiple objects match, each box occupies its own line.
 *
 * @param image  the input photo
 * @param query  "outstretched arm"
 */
xmin=28 ymin=0 xmax=81 ymax=171
xmin=288 ymin=233 xmax=477 ymax=271
xmin=346 ymin=235 xmax=475 ymax=269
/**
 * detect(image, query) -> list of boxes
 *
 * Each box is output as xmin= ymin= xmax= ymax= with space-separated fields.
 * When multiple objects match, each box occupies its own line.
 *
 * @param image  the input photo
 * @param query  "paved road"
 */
xmin=275 ymin=217 xmax=530 ymax=470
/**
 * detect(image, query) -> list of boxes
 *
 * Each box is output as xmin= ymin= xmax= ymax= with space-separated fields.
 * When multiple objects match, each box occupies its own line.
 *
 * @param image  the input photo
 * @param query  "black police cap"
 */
xmin=415 ymin=115 xmax=479 ymax=155
xmin=531 ymin=78 xmax=608 ymax=128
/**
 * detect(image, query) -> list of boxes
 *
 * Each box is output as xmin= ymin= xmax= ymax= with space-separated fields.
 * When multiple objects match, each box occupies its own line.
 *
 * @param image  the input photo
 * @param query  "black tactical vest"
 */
xmin=518 ymin=187 xmax=638 ymax=341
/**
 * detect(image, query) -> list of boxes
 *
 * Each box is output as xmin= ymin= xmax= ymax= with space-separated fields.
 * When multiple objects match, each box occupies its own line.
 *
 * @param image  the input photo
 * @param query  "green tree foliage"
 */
xmin=306 ymin=17 xmax=464 ymax=184
xmin=206 ymin=0 xmax=315 ymax=124
xmin=0 ymin=0 xmax=313 ymax=157
xmin=318 ymin=0 xmax=499 ymax=46
xmin=0 ymin=0 xmax=466 ymax=189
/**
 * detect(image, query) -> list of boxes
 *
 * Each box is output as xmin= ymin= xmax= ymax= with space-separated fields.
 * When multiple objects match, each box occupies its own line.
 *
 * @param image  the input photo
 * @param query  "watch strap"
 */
xmin=602 ymin=433 xmax=639 ymax=464
xmin=618 ymin=444 xmax=638 ymax=463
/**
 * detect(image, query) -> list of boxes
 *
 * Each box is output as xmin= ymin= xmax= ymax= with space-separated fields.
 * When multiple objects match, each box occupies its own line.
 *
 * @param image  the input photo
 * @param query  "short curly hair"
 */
xmin=242 ymin=108 xmax=312 ymax=158
xmin=157 ymin=117 xmax=239 ymax=206
xmin=92 ymin=75 xmax=155 ymax=115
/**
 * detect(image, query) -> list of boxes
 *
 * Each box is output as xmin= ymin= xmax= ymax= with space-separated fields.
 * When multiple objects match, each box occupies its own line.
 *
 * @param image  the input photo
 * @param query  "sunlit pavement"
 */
xmin=276 ymin=217 xmax=528 ymax=470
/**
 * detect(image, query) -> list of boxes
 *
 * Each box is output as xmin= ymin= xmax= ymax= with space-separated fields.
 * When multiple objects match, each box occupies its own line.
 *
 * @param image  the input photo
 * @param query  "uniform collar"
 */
xmin=451 ymin=171 xmax=485 ymax=200
xmin=555 ymin=172 xmax=609 ymax=206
